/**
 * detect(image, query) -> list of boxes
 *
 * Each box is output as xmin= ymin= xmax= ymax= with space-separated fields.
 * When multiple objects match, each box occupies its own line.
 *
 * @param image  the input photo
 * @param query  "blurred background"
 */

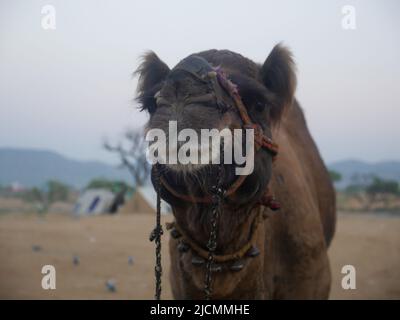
xmin=0 ymin=0 xmax=399 ymax=299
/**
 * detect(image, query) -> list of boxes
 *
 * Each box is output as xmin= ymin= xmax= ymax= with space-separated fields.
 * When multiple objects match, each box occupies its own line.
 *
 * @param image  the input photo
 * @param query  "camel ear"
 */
xmin=260 ymin=44 xmax=296 ymax=122
xmin=135 ymin=51 xmax=170 ymax=112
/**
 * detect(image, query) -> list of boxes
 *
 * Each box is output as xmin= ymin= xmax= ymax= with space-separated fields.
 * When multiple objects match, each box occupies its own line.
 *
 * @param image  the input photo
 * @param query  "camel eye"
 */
xmin=255 ymin=101 xmax=265 ymax=112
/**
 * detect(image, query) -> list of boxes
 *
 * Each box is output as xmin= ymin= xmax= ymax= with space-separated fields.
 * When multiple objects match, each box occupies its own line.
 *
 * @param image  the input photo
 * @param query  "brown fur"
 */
xmin=137 ymin=44 xmax=336 ymax=299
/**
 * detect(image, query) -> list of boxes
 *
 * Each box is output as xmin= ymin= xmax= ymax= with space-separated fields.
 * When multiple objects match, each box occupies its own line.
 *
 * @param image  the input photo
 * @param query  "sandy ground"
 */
xmin=0 ymin=212 xmax=399 ymax=300
xmin=329 ymin=213 xmax=400 ymax=299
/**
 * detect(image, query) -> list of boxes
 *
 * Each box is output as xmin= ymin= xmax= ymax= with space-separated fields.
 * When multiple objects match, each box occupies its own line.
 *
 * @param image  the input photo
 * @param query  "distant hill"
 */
xmin=0 ymin=148 xmax=131 ymax=189
xmin=328 ymin=160 xmax=400 ymax=189
xmin=1 ymin=148 xmax=399 ymax=191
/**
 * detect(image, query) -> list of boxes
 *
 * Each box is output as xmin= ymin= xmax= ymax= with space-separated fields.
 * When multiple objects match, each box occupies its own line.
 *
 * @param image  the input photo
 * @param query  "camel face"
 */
xmin=146 ymin=56 xmax=262 ymax=174
xmin=137 ymin=50 xmax=291 ymax=206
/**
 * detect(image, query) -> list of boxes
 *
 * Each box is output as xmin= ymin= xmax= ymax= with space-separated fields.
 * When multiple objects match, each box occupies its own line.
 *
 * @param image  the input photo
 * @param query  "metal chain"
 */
xmin=150 ymin=165 xmax=163 ymax=300
xmin=151 ymin=163 xmax=224 ymax=300
xmin=204 ymin=164 xmax=224 ymax=299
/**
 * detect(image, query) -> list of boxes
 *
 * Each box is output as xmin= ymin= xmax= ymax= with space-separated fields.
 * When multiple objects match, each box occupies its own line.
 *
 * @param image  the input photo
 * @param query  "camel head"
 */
xmin=136 ymin=45 xmax=296 ymax=209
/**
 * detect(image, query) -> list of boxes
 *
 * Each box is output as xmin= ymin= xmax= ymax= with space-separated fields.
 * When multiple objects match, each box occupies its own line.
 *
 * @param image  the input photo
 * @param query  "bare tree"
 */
xmin=104 ymin=130 xmax=150 ymax=187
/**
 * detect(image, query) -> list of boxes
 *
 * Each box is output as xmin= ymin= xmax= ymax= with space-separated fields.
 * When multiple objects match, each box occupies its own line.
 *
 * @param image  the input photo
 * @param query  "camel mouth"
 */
xmin=156 ymin=162 xmax=238 ymax=193
xmin=155 ymin=160 xmax=267 ymax=209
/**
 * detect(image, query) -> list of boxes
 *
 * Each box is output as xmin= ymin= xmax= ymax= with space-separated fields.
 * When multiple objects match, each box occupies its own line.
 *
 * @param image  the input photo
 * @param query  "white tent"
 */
xmin=74 ymin=189 xmax=116 ymax=216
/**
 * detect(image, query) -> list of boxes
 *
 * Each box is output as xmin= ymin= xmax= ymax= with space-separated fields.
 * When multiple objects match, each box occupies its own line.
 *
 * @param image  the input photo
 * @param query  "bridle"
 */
xmin=149 ymin=57 xmax=280 ymax=300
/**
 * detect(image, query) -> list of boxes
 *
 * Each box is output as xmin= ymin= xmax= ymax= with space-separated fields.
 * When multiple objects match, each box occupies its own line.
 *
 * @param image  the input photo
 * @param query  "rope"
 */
xmin=159 ymin=174 xmax=247 ymax=204
xmin=149 ymin=165 xmax=163 ymax=300
xmin=166 ymin=210 xmax=263 ymax=263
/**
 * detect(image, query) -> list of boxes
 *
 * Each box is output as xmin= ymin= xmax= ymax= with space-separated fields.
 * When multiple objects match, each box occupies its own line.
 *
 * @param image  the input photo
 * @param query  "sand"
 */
xmin=0 ymin=212 xmax=398 ymax=299
xmin=329 ymin=213 xmax=400 ymax=299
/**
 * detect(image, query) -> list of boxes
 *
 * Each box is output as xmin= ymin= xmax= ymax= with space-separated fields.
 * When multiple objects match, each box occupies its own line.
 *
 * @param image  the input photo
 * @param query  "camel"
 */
xmin=136 ymin=44 xmax=336 ymax=299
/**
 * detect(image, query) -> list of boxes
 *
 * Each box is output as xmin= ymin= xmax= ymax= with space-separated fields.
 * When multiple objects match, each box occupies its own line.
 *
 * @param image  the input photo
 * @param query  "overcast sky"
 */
xmin=0 ymin=0 xmax=399 ymax=165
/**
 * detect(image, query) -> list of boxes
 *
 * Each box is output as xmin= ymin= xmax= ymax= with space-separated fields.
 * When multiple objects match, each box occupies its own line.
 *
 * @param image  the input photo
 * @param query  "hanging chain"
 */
xmin=204 ymin=164 xmax=224 ymax=299
xmin=150 ymin=165 xmax=163 ymax=300
xmin=151 ymin=163 xmax=225 ymax=300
